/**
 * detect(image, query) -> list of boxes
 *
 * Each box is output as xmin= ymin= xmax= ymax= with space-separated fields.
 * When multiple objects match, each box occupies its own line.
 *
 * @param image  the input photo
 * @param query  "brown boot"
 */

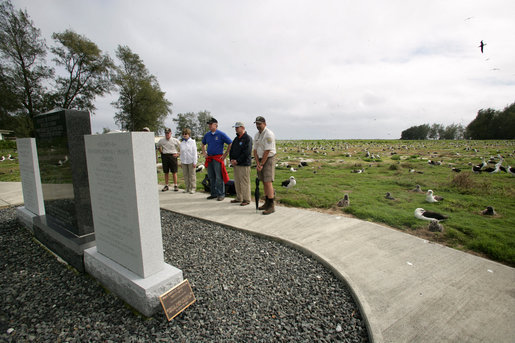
xmin=263 ymin=198 xmax=275 ymax=215
xmin=258 ymin=197 xmax=270 ymax=210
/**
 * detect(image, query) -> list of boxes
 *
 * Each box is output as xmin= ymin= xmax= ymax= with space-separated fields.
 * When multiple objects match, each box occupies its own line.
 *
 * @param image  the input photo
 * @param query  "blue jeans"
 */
xmin=207 ymin=160 xmax=225 ymax=197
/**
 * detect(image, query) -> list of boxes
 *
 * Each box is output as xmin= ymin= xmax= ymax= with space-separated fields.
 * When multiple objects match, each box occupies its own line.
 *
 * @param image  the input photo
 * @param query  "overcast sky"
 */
xmin=12 ymin=0 xmax=515 ymax=139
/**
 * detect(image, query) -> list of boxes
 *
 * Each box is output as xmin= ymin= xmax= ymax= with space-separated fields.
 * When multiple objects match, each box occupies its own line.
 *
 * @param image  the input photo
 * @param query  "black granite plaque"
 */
xmin=32 ymin=109 xmax=95 ymax=271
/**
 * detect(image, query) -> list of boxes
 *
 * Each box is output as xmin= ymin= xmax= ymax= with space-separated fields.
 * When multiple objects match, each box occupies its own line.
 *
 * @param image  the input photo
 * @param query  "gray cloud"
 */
xmin=12 ymin=0 xmax=515 ymax=138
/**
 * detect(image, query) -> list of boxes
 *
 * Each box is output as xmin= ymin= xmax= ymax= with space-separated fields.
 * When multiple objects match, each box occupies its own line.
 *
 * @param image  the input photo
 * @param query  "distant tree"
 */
xmin=172 ymin=112 xmax=196 ymax=137
xmin=428 ymin=123 xmax=443 ymax=140
xmin=195 ymin=110 xmax=212 ymax=138
xmin=465 ymin=108 xmax=497 ymax=139
xmin=0 ymin=0 xmax=53 ymax=136
xmin=50 ymin=29 xmax=114 ymax=112
xmin=440 ymin=123 xmax=464 ymax=140
xmin=102 ymin=127 xmax=111 ymax=134
xmin=112 ymin=45 xmax=171 ymax=132
xmin=400 ymin=124 xmax=430 ymax=140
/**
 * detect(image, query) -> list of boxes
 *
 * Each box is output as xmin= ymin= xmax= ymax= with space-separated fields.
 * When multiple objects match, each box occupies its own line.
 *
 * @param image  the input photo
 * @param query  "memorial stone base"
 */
xmin=84 ymin=246 xmax=183 ymax=317
xmin=16 ymin=206 xmax=39 ymax=233
xmin=33 ymin=216 xmax=95 ymax=272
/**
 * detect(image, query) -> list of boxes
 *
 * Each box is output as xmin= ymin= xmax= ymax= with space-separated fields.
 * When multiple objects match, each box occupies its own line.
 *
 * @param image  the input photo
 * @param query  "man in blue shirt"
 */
xmin=201 ymin=118 xmax=232 ymax=201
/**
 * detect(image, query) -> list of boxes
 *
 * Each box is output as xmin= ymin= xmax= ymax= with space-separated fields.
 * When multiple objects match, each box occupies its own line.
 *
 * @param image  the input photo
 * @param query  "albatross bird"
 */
xmin=426 ymin=190 xmax=443 ymax=202
xmin=479 ymin=40 xmax=486 ymax=53
xmin=415 ymin=208 xmax=448 ymax=221
xmin=281 ymin=176 xmax=296 ymax=188
xmin=508 ymin=166 xmax=515 ymax=176
xmin=337 ymin=194 xmax=350 ymax=207
xmin=472 ymin=158 xmax=486 ymax=173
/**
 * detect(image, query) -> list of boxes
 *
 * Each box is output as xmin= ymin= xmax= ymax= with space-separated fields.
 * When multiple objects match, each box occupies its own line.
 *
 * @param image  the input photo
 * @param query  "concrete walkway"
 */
xmin=2 ymin=181 xmax=514 ymax=342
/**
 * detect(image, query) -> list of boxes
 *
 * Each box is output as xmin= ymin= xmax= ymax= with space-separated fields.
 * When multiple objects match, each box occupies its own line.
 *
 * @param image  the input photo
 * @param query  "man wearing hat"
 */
xmin=253 ymin=116 xmax=277 ymax=214
xmin=229 ymin=121 xmax=253 ymax=206
xmin=158 ymin=128 xmax=181 ymax=192
xmin=201 ymin=118 xmax=232 ymax=201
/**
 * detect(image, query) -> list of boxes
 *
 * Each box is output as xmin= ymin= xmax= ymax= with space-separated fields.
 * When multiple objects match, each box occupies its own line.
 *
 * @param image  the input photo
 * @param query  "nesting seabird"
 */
xmin=195 ymin=165 xmax=205 ymax=173
xmin=0 ymin=156 xmax=5 ymax=162
xmin=337 ymin=194 xmax=350 ymax=207
xmin=482 ymin=162 xmax=501 ymax=173
xmin=351 ymin=168 xmax=364 ymax=173
xmin=281 ymin=176 xmax=296 ymax=188
xmin=7 ymin=154 xmax=15 ymax=160
xmin=412 ymin=184 xmax=424 ymax=193
xmin=290 ymin=167 xmax=297 ymax=172
xmin=451 ymin=167 xmax=461 ymax=173
xmin=385 ymin=192 xmax=395 ymax=200
xmin=414 ymin=208 xmax=448 ymax=221
xmin=428 ymin=220 xmax=444 ymax=232
xmin=481 ymin=206 xmax=496 ymax=216
xmin=472 ymin=158 xmax=486 ymax=173
xmin=508 ymin=166 xmax=515 ymax=176
xmin=426 ymin=190 xmax=443 ymax=203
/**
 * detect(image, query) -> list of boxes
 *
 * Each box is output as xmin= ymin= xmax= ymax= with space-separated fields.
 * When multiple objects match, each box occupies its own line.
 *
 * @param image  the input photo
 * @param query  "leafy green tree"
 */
xmin=0 ymin=0 xmax=53 ymax=136
xmin=400 ymin=124 xmax=430 ymax=140
xmin=173 ymin=112 xmax=196 ymax=137
xmin=465 ymin=108 xmax=497 ymax=139
xmin=440 ymin=123 xmax=464 ymax=140
xmin=112 ymin=45 xmax=171 ymax=132
xmin=50 ymin=29 xmax=114 ymax=112
xmin=195 ymin=110 xmax=212 ymax=138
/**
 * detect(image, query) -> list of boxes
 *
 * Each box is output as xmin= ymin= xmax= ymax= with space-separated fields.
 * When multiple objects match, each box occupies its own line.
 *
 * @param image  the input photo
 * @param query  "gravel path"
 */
xmin=0 ymin=207 xmax=369 ymax=342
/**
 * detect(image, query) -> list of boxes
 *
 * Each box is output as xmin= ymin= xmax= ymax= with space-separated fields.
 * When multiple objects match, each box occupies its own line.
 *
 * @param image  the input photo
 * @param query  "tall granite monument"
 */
xmin=16 ymin=138 xmax=45 ymax=230
xmin=32 ymin=109 xmax=95 ymax=271
xmin=84 ymin=132 xmax=182 ymax=317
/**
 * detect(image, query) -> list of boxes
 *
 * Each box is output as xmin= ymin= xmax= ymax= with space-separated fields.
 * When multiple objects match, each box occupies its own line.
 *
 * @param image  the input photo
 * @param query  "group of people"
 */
xmin=157 ymin=116 xmax=277 ymax=215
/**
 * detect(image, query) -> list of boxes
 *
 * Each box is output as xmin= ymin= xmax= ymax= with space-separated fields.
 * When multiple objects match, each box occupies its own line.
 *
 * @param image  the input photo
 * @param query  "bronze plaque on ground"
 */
xmin=160 ymin=279 xmax=196 ymax=321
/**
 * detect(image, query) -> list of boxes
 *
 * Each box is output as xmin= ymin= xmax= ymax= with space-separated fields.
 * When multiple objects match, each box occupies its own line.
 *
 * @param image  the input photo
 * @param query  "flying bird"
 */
xmin=414 ymin=208 xmax=448 ymax=221
xmin=337 ymin=194 xmax=350 ymax=207
xmin=479 ymin=40 xmax=486 ymax=53
xmin=426 ymin=190 xmax=443 ymax=203
xmin=281 ymin=176 xmax=296 ymax=188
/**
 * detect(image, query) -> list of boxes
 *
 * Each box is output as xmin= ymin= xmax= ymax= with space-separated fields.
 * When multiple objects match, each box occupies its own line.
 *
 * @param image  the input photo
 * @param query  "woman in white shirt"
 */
xmin=179 ymin=128 xmax=198 ymax=193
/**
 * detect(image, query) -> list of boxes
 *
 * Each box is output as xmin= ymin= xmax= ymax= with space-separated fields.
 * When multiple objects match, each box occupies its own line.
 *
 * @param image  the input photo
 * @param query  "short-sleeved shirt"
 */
xmin=202 ymin=130 xmax=232 ymax=156
xmin=254 ymin=127 xmax=276 ymax=158
xmin=158 ymin=136 xmax=180 ymax=154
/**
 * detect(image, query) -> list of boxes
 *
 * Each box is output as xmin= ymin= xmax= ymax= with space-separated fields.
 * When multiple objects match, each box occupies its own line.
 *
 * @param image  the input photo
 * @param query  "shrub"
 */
xmin=450 ymin=172 xmax=476 ymax=191
xmin=391 ymin=155 xmax=401 ymax=161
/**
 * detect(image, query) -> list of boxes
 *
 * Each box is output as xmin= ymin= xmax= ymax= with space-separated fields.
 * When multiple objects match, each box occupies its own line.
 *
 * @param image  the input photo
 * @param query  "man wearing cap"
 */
xmin=201 ymin=118 xmax=232 ymax=201
xmin=158 ymin=128 xmax=181 ymax=192
xmin=229 ymin=121 xmax=253 ymax=206
xmin=253 ymin=116 xmax=277 ymax=214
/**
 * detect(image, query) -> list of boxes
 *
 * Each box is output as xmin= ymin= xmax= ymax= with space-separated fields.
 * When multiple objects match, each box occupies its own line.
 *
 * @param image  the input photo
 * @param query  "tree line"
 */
xmin=401 ymin=102 xmax=515 ymax=140
xmin=0 ymin=0 xmax=179 ymax=137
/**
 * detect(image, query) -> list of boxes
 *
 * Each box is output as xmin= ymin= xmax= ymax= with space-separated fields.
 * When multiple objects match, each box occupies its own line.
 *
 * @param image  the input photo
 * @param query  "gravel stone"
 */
xmin=0 ymin=206 xmax=369 ymax=342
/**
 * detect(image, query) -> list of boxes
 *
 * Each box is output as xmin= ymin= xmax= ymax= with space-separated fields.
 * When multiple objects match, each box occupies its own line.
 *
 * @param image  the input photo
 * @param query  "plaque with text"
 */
xmin=160 ymin=279 xmax=196 ymax=321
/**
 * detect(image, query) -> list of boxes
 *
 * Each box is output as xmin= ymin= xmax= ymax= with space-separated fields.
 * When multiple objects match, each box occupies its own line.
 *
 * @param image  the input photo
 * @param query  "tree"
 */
xmin=195 ymin=110 xmax=212 ymax=138
xmin=173 ymin=112 xmax=196 ymax=137
xmin=465 ymin=104 xmax=515 ymax=139
xmin=50 ymin=29 xmax=114 ymax=112
xmin=440 ymin=123 xmax=464 ymax=140
xmin=112 ymin=45 xmax=171 ymax=132
xmin=400 ymin=124 xmax=430 ymax=140
xmin=0 ymin=0 xmax=53 ymax=136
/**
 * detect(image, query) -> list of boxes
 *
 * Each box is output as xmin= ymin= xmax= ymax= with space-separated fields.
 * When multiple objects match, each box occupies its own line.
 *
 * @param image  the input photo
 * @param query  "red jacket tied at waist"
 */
xmin=205 ymin=155 xmax=230 ymax=184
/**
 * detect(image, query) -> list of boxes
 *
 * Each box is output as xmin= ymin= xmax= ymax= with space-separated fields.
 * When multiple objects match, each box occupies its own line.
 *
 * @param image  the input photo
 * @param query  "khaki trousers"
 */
xmin=233 ymin=165 xmax=251 ymax=202
xmin=181 ymin=163 xmax=196 ymax=192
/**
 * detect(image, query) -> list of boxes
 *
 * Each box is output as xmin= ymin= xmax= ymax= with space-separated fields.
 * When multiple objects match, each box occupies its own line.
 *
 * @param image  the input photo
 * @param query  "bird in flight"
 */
xmin=479 ymin=40 xmax=486 ymax=53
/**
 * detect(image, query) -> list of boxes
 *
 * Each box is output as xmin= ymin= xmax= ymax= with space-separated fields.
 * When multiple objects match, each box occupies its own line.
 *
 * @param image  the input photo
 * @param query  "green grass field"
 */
xmin=2 ymin=139 xmax=514 ymax=266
